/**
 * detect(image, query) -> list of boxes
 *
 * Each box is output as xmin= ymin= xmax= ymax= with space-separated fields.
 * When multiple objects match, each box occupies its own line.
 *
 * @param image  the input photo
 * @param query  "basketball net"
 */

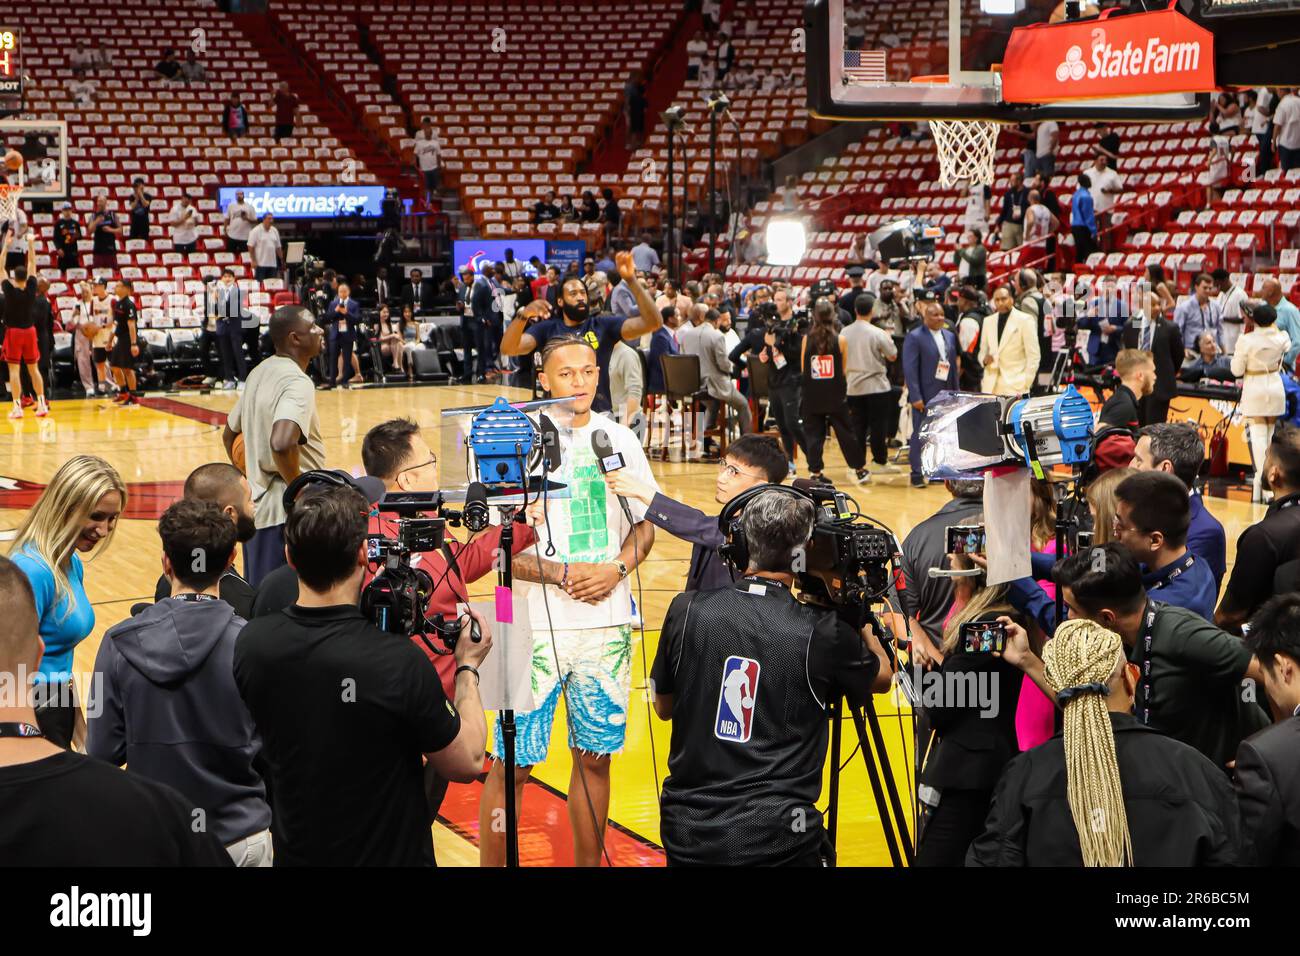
xmin=0 ymin=165 xmax=22 ymax=225
xmin=930 ymin=119 xmax=1000 ymax=188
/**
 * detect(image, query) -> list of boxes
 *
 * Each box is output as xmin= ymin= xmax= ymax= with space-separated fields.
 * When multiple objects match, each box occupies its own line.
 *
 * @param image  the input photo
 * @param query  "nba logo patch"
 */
xmin=714 ymin=656 xmax=760 ymax=743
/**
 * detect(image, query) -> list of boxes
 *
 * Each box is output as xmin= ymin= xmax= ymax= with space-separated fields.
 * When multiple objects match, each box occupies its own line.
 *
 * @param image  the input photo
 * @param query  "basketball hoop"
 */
xmin=0 ymin=183 xmax=21 ymax=225
xmin=929 ymin=119 xmax=1001 ymax=188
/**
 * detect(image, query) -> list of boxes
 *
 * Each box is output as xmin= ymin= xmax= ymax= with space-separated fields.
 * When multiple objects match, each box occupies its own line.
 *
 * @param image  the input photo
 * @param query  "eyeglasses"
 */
xmin=717 ymin=461 xmax=764 ymax=481
xmin=398 ymin=455 xmax=437 ymax=476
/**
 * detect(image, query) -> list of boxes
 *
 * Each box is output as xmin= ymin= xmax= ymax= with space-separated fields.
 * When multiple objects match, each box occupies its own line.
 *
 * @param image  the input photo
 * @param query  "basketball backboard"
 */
xmin=0 ymin=119 xmax=69 ymax=202
xmin=806 ymin=0 xmax=1208 ymax=122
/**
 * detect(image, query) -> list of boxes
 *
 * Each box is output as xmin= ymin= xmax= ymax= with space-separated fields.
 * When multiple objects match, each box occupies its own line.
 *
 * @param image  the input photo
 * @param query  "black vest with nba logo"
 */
xmin=656 ymin=577 xmax=877 ymax=866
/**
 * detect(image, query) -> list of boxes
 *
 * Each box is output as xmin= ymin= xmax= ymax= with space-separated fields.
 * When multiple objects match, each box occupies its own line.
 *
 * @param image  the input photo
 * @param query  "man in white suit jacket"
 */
xmin=979 ymin=285 xmax=1041 ymax=395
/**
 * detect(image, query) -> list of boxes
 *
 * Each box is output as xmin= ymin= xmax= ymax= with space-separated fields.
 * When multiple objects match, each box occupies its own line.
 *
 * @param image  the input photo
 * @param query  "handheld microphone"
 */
xmin=539 ymin=413 xmax=562 ymax=473
xmin=464 ymin=481 xmax=490 ymax=533
xmin=590 ymin=429 xmax=635 ymax=525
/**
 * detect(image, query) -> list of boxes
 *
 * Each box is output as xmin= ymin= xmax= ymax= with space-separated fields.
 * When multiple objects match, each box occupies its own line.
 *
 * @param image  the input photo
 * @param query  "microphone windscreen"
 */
xmin=590 ymin=428 xmax=614 ymax=461
xmin=540 ymin=414 xmax=562 ymax=471
xmin=464 ymin=481 xmax=490 ymax=532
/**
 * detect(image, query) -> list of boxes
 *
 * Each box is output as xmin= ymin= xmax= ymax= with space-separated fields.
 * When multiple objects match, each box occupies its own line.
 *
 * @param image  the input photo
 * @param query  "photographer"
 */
xmin=915 ymin=554 xmax=1023 ymax=867
xmin=234 ymin=484 xmax=492 ymax=866
xmin=650 ymin=489 xmax=892 ymax=866
xmin=969 ymin=618 xmax=1242 ymax=866
xmin=729 ymin=293 xmax=806 ymax=475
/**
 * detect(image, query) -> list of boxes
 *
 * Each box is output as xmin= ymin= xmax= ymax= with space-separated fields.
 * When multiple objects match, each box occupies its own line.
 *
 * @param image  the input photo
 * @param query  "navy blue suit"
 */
xmin=325 ymin=296 xmax=362 ymax=385
xmin=1080 ymin=296 xmax=1129 ymax=367
xmin=210 ymin=282 xmax=252 ymax=382
xmin=647 ymin=326 xmax=678 ymax=394
xmin=643 ymin=492 xmax=734 ymax=593
xmin=903 ymin=325 xmax=960 ymax=481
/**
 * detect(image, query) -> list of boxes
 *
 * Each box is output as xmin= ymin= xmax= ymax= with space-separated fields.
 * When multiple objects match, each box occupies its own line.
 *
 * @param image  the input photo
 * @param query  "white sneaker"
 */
xmin=202 ymin=376 xmax=217 ymax=386
xmin=874 ymin=462 xmax=900 ymax=474
xmin=854 ymin=469 xmax=871 ymax=485
xmin=7 ymin=404 xmax=21 ymax=420
xmin=222 ymin=380 xmax=236 ymax=390
xmin=35 ymin=400 xmax=49 ymax=418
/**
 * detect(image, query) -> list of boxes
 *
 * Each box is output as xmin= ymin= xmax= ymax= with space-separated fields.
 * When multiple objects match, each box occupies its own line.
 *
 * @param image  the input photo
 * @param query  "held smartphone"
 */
xmin=946 ymin=524 xmax=986 ymax=555
xmin=960 ymin=621 xmax=1007 ymax=655
xmin=1076 ymin=530 xmax=1094 ymax=550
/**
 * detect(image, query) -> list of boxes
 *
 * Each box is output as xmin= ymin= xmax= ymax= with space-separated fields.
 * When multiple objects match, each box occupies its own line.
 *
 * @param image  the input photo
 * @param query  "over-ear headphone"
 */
xmin=281 ymin=469 xmax=367 ymax=513
xmin=716 ymin=483 xmax=815 ymax=575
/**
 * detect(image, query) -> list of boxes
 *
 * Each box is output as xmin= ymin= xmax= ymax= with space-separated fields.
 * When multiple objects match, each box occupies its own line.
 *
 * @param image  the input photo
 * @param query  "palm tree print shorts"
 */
xmin=494 ymin=624 xmax=633 ymax=767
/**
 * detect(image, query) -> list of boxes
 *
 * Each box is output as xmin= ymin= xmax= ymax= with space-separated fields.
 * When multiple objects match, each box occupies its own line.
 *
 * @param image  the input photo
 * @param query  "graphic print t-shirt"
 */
xmin=523 ymin=414 xmax=658 ymax=631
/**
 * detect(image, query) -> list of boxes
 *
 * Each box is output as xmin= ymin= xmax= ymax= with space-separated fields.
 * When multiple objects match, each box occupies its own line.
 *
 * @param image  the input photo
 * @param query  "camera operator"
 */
xmin=729 ymin=293 xmax=806 ymax=476
xmin=650 ymin=489 xmax=892 ymax=866
xmin=233 ymin=483 xmax=493 ymax=866
xmin=969 ymin=617 xmax=1242 ymax=866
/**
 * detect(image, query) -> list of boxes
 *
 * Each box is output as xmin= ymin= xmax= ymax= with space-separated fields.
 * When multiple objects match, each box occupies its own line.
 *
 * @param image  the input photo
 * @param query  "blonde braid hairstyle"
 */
xmin=1042 ymin=618 xmax=1133 ymax=867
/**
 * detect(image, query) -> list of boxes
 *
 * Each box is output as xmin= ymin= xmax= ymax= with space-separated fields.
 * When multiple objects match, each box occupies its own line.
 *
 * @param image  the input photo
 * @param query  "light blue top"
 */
xmin=11 ymin=544 xmax=94 ymax=683
xmin=1274 ymin=298 xmax=1300 ymax=368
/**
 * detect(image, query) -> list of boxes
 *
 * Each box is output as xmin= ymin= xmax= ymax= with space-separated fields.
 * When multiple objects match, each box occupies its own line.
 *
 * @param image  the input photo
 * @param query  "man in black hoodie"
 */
xmin=88 ymin=498 xmax=271 ymax=866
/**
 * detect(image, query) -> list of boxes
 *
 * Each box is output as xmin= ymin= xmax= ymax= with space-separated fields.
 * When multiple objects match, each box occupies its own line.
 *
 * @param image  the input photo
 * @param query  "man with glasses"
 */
xmin=604 ymin=435 xmax=789 ymax=593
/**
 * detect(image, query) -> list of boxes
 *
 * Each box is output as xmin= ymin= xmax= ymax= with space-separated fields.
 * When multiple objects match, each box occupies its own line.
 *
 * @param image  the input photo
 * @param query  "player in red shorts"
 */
xmin=0 ymin=230 xmax=49 ymax=419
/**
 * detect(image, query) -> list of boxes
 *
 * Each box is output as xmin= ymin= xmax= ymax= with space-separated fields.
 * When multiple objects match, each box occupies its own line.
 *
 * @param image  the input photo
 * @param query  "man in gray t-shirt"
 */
xmin=843 ymin=299 xmax=899 ymax=468
xmin=223 ymin=306 xmax=325 ymax=586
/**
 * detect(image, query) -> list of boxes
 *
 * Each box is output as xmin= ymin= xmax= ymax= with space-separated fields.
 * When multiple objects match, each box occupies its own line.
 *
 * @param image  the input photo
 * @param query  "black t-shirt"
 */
xmin=154 ymin=568 xmax=255 ymax=620
xmin=1099 ymin=382 xmax=1140 ymax=429
xmin=1 ymin=276 xmax=36 ymax=330
xmin=54 ymin=217 xmax=82 ymax=252
xmin=233 ymin=604 xmax=461 ymax=866
xmin=250 ymin=562 xmax=298 ymax=617
xmin=112 ymin=295 xmax=137 ymax=340
xmin=0 ymin=750 xmax=231 ymax=865
xmin=93 ymin=211 xmax=119 ymax=252
xmin=651 ymin=579 xmax=878 ymax=865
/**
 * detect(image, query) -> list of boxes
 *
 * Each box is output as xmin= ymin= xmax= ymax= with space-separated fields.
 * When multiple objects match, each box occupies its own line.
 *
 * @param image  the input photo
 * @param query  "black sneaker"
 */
xmin=910 ymin=475 xmax=926 ymax=488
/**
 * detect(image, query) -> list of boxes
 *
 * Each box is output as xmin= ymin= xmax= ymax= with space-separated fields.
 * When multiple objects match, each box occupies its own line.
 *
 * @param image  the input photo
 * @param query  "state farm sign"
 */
xmin=1001 ymin=6 xmax=1216 ymax=104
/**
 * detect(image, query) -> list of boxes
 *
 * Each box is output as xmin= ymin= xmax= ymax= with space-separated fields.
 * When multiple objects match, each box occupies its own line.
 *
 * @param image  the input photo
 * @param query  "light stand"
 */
xmin=706 ymin=93 xmax=729 ymax=276
xmin=661 ymin=106 xmax=688 ymax=283
xmin=494 ymin=500 xmax=522 ymax=868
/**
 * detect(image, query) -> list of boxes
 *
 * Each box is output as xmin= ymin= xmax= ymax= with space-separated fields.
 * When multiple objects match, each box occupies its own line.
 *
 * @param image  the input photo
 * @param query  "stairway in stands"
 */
xmin=230 ymin=11 xmax=417 ymax=196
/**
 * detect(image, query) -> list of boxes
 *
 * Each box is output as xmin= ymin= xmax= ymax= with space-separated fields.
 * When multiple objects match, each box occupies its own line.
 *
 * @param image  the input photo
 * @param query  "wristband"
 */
xmin=561 ymin=562 xmax=569 ymax=587
xmin=456 ymin=664 xmax=480 ymax=685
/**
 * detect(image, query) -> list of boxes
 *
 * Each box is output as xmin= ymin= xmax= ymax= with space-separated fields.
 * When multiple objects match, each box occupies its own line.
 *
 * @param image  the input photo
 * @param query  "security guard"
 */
xmin=649 ymin=487 xmax=891 ymax=866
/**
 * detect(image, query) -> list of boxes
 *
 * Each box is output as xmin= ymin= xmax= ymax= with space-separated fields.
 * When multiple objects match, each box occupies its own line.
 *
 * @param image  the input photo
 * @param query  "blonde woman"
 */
xmin=915 ymin=554 xmax=1024 ymax=866
xmin=8 ymin=455 xmax=126 ymax=747
xmin=969 ymin=617 xmax=1241 ymax=865
xmin=1232 ymin=303 xmax=1292 ymax=502
xmin=1085 ymin=465 xmax=1137 ymax=546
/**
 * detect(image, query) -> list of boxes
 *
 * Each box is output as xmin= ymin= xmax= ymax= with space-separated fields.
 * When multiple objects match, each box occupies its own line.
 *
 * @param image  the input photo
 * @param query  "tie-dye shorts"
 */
xmin=494 ymin=624 xmax=633 ymax=767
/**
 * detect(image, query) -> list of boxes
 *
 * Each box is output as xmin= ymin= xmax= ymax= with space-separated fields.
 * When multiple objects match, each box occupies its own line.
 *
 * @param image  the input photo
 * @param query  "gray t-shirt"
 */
xmin=842 ymin=318 xmax=898 ymax=396
xmin=228 ymin=355 xmax=325 ymax=529
xmin=608 ymin=341 xmax=644 ymax=416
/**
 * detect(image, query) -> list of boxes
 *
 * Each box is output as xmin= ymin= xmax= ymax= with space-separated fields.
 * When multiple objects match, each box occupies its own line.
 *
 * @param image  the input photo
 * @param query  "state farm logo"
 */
xmin=1055 ymin=32 xmax=1203 ymax=83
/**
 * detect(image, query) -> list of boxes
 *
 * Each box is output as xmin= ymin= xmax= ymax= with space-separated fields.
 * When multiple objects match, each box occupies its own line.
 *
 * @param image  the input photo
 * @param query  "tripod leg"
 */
xmin=853 ymin=700 xmax=915 ymax=864
xmin=827 ymin=698 xmax=842 ymax=853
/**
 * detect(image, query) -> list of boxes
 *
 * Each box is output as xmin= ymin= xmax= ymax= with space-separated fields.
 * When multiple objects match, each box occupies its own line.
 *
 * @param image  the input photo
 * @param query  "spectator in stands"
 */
xmin=70 ymin=41 xmax=94 ymax=77
xmin=534 ymin=191 xmax=559 ymax=225
xmin=247 ymin=213 xmax=282 ymax=281
xmin=180 ymin=50 xmax=207 ymax=84
xmin=979 ymin=285 xmax=1040 ymax=397
xmin=953 ymin=230 xmax=987 ymax=289
xmin=558 ymin=194 xmax=577 ymax=222
xmin=405 ymin=267 xmax=433 ymax=313
xmin=1199 ymin=134 xmax=1232 ymax=206
xmin=625 ymin=74 xmax=648 ymax=150
xmin=128 ymin=178 xmax=153 ymax=241
xmin=1218 ymin=423 xmax=1300 ymax=632
xmin=224 ymin=191 xmax=256 ymax=254
xmin=632 ymin=233 xmax=660 ymax=274
xmin=1235 ymin=594 xmax=1300 ymax=865
xmin=52 ymin=204 xmax=81 ymax=272
xmin=1233 ymin=304 xmax=1291 ymax=503
xmin=904 ymin=300 xmax=960 ymax=488
xmin=1210 ymin=92 xmax=1242 ymax=135
xmin=1095 ymin=121 xmax=1121 ymax=169
xmin=1249 ymin=88 xmax=1274 ymax=177
xmin=1182 ymin=331 xmax=1235 ymax=382
xmin=1027 ymin=120 xmax=1059 ymax=179
xmin=1259 ymin=277 xmax=1300 ymax=370
xmin=273 ymin=82 xmax=298 ymax=141
xmin=89 ymin=498 xmax=270 ymax=866
xmin=222 ymin=94 xmax=250 ymax=139
xmin=602 ymin=188 xmax=623 ymax=246
xmin=1069 ymin=173 xmax=1099 ymax=263
xmin=413 ymin=117 xmax=441 ymax=201
xmin=962 ymin=178 xmax=990 ymax=241
xmin=154 ymin=48 xmax=181 ymax=81
xmin=1145 ymin=263 xmax=1176 ymax=316
xmin=995 ymin=171 xmax=1028 ymax=250
xmin=89 ymin=196 xmax=121 ymax=270
xmin=1130 ymin=422 xmax=1226 ymax=590
xmin=1088 ymin=154 xmax=1124 ymax=235
xmin=168 ymin=193 xmax=199 ymax=257
xmin=1174 ymin=273 xmax=1224 ymax=359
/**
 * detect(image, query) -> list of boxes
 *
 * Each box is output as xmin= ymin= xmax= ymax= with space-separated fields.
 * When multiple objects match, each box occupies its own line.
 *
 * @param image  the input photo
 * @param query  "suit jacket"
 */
xmin=979 ymin=308 xmax=1041 ymax=396
xmin=902 ymin=325 xmax=959 ymax=404
xmin=404 ymin=278 xmax=434 ymax=313
xmin=643 ymin=492 xmax=733 ymax=593
xmin=1234 ymin=715 xmax=1300 ymax=865
xmin=325 ymin=297 xmax=362 ymax=335
xmin=697 ymin=324 xmax=733 ymax=399
xmin=1123 ymin=315 xmax=1185 ymax=400
xmin=209 ymin=282 xmax=251 ymax=334
xmin=647 ymin=326 xmax=678 ymax=394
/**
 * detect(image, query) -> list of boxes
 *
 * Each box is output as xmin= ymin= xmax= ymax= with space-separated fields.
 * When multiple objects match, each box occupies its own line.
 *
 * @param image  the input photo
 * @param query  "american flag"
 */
xmin=843 ymin=50 xmax=887 ymax=84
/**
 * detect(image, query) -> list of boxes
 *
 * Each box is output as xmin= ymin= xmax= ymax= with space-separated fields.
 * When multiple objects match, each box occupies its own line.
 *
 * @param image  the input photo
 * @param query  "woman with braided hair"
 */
xmin=967 ymin=617 xmax=1244 ymax=866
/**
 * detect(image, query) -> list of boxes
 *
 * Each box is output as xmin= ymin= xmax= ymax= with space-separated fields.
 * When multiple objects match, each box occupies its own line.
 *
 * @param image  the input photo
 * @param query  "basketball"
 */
xmin=1 ymin=150 xmax=21 ymax=173
xmin=231 ymin=433 xmax=246 ymax=475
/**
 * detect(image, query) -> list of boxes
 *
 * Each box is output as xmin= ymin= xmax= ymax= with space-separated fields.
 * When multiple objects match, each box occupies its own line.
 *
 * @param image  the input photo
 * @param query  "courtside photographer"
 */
xmin=650 ymin=487 xmax=892 ymax=866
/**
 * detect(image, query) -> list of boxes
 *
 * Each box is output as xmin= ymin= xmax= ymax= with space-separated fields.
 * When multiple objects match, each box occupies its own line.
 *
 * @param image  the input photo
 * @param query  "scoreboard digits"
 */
xmin=0 ymin=28 xmax=20 ymax=106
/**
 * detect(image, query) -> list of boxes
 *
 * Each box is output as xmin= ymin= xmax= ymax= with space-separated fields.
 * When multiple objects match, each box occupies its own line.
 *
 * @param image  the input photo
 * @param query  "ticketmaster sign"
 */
xmin=217 ymin=185 xmax=387 ymax=219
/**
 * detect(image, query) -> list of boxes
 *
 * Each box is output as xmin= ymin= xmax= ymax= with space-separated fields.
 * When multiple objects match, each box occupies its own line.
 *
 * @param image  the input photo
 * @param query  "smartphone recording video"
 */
xmin=946 ymin=524 xmax=986 ymax=555
xmin=960 ymin=621 xmax=1007 ymax=655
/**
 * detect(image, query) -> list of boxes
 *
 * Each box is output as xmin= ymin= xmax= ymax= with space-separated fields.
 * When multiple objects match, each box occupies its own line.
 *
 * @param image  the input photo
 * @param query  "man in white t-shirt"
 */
xmin=1028 ymin=120 xmax=1059 ymax=180
xmin=1274 ymin=89 xmax=1300 ymax=172
xmin=168 ymin=194 xmax=199 ymax=256
xmin=1212 ymin=267 xmax=1249 ymax=355
xmin=225 ymin=192 xmax=257 ymax=254
xmin=1088 ymin=154 xmax=1124 ymax=238
xmin=962 ymin=179 xmax=990 ymax=237
xmin=478 ymin=334 xmax=659 ymax=868
xmin=413 ymin=117 xmax=442 ymax=201
xmin=246 ymin=213 xmax=282 ymax=281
